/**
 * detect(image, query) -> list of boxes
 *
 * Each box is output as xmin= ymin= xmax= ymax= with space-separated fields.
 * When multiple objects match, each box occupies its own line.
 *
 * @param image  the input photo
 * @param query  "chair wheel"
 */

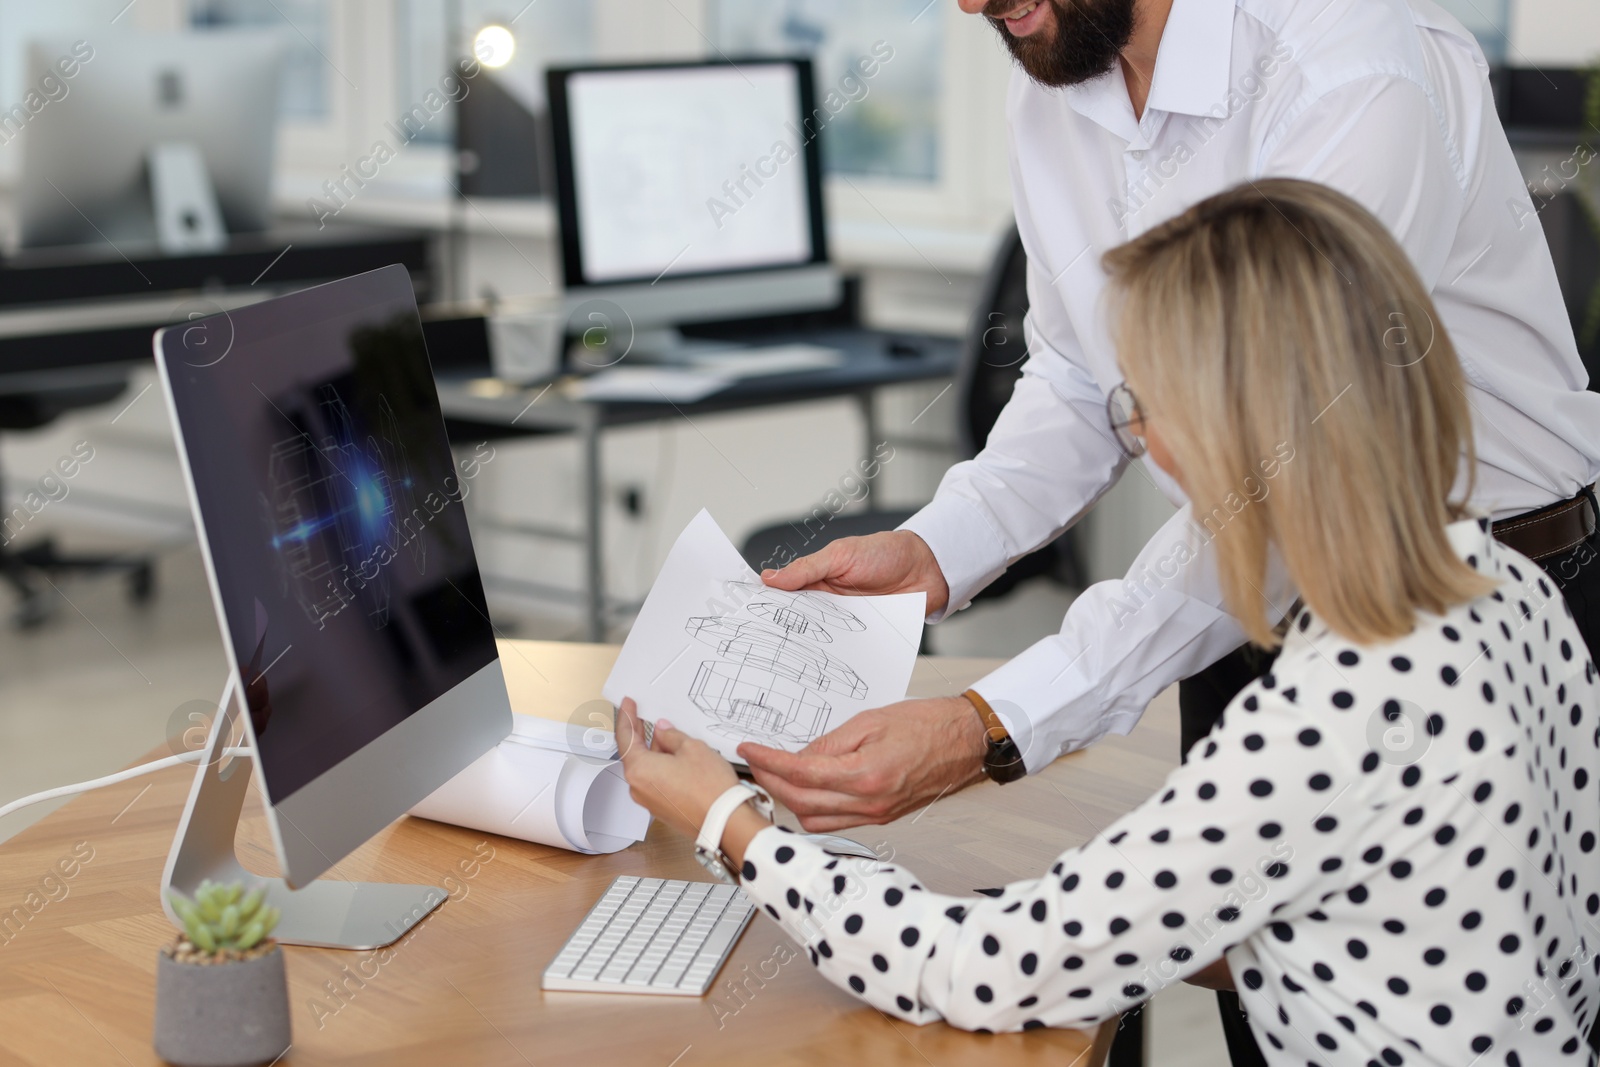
xmin=129 ymin=563 xmax=156 ymax=604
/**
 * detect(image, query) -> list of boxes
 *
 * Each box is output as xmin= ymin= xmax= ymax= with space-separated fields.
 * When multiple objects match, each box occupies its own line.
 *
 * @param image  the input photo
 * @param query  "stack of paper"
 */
xmin=409 ymin=715 xmax=651 ymax=854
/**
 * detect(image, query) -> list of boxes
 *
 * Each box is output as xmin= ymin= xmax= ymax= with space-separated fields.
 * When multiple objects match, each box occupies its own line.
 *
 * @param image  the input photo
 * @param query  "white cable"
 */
xmin=0 ymin=747 xmax=252 ymax=821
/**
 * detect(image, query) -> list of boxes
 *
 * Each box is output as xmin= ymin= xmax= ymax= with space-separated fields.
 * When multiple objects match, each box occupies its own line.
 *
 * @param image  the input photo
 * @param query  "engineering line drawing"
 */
xmin=684 ymin=585 xmax=868 ymax=747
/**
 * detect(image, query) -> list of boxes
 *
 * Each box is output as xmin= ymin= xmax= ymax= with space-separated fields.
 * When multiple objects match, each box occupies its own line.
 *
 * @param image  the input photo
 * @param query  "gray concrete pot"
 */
xmin=153 ymin=946 xmax=291 ymax=1067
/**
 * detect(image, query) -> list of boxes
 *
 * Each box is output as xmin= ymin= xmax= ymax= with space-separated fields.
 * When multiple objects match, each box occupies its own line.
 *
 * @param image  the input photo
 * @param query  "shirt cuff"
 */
xmin=898 ymin=494 xmax=1011 ymax=622
xmin=970 ymin=635 xmax=1139 ymax=774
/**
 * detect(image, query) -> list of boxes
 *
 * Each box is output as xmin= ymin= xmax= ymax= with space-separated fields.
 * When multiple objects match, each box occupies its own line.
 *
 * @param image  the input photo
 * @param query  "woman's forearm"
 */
xmin=721 ymin=803 xmax=773 ymax=872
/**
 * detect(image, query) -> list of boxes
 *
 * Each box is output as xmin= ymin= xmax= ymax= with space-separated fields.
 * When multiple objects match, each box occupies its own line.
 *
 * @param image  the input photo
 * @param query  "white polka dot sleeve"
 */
xmin=736 ymin=682 xmax=1378 ymax=1032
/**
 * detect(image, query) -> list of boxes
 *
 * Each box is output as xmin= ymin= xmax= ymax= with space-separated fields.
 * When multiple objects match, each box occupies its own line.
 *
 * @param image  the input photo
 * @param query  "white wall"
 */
xmin=1512 ymin=0 xmax=1600 ymax=65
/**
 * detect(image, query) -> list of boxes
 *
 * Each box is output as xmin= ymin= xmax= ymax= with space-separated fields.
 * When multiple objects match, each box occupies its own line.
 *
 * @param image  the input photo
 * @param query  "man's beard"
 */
xmin=984 ymin=0 xmax=1137 ymax=89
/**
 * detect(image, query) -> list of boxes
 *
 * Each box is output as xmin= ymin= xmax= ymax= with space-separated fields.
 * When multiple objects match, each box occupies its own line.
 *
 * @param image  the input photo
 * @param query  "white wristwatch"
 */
xmin=695 ymin=782 xmax=775 ymax=884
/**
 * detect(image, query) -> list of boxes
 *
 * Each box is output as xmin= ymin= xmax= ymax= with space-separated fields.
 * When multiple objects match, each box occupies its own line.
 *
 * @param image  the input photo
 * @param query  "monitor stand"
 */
xmin=161 ymin=679 xmax=447 ymax=951
xmin=149 ymin=141 xmax=228 ymax=255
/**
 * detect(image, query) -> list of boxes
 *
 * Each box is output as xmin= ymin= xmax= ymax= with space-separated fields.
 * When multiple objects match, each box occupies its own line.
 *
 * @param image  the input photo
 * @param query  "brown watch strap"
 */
xmin=964 ymin=689 xmax=1026 ymax=784
xmin=963 ymin=689 xmax=1010 ymax=743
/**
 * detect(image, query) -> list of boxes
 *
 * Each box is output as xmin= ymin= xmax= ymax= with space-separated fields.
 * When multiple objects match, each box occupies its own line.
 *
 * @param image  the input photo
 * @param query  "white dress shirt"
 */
xmin=901 ymin=0 xmax=1600 ymax=770
xmin=740 ymin=520 xmax=1600 ymax=1063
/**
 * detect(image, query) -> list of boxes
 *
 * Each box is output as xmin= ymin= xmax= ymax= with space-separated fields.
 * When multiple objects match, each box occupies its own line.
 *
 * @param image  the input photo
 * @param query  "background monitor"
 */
xmin=1493 ymin=67 xmax=1596 ymax=145
xmin=156 ymin=264 xmax=511 ymax=897
xmin=547 ymin=58 xmax=839 ymax=342
xmin=16 ymin=30 xmax=284 ymax=250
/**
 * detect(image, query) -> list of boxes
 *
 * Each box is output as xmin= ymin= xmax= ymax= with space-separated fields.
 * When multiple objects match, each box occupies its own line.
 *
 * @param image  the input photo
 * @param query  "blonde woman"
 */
xmin=617 ymin=180 xmax=1600 ymax=1064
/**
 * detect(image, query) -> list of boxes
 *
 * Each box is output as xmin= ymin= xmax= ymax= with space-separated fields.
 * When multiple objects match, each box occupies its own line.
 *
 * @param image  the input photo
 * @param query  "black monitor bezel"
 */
xmin=546 ymin=57 xmax=830 ymax=290
xmin=154 ymin=264 xmax=500 ymax=806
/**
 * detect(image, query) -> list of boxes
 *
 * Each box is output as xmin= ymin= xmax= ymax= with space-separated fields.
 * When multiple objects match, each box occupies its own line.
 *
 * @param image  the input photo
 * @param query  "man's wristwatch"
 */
xmin=964 ymin=689 xmax=1026 ymax=784
xmin=694 ymin=782 xmax=775 ymax=883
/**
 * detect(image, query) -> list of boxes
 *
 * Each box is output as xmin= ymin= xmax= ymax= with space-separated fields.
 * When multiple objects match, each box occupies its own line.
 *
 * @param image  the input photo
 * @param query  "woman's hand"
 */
xmin=615 ymin=698 xmax=743 ymax=839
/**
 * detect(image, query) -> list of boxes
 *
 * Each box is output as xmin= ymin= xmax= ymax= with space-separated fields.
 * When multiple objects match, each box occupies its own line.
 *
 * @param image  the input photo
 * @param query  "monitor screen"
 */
xmin=551 ymin=60 xmax=827 ymax=287
xmin=159 ymin=266 xmax=497 ymax=803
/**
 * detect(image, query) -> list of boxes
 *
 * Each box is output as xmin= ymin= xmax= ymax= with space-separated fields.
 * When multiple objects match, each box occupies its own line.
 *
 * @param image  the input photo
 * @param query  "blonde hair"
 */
xmin=1103 ymin=179 xmax=1494 ymax=647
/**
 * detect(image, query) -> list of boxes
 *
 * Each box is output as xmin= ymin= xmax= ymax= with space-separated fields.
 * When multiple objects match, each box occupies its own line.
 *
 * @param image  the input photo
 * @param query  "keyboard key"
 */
xmin=544 ymin=877 xmax=754 ymax=997
xmin=679 ymin=916 xmax=748 ymax=989
xmin=546 ymin=880 xmax=643 ymax=978
xmin=600 ymin=883 xmax=685 ymax=981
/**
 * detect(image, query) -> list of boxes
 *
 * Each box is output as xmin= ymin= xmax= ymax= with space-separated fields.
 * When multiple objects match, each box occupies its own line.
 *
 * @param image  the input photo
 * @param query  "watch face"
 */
xmin=695 ymin=845 xmax=734 ymax=884
xmin=985 ymin=738 xmax=1027 ymax=783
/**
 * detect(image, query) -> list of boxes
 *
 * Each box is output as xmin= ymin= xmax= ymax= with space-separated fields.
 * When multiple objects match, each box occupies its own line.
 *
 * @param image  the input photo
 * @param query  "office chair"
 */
xmin=0 ymin=380 xmax=156 ymax=628
xmin=1535 ymin=189 xmax=1600 ymax=389
xmin=739 ymin=223 xmax=1086 ymax=604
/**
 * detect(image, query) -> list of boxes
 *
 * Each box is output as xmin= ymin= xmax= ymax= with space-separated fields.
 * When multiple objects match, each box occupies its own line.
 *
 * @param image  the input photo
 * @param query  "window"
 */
xmin=710 ymin=0 xmax=943 ymax=183
xmin=1433 ymin=0 xmax=1512 ymax=63
xmin=0 ymin=0 xmax=123 ymax=117
xmin=190 ymin=0 xmax=332 ymax=119
xmin=394 ymin=0 xmax=594 ymax=146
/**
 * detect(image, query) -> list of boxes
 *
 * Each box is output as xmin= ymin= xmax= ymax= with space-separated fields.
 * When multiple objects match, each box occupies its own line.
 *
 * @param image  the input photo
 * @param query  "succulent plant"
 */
xmin=167 ymin=880 xmax=280 ymax=956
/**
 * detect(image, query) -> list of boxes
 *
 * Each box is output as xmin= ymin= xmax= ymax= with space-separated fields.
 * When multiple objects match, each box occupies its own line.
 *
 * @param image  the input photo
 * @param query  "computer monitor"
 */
xmin=155 ymin=265 xmax=513 ymax=949
xmin=546 ymin=59 xmax=840 ymax=352
xmin=16 ymin=30 xmax=284 ymax=251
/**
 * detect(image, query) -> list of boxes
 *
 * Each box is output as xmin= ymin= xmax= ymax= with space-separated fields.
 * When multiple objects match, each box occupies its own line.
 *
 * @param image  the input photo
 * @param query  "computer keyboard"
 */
xmin=542 ymin=876 xmax=755 ymax=996
xmin=687 ymin=343 xmax=845 ymax=379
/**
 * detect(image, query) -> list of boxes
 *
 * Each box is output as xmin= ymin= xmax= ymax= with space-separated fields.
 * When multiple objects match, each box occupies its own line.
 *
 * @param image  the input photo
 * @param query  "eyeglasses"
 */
xmin=1106 ymin=382 xmax=1147 ymax=460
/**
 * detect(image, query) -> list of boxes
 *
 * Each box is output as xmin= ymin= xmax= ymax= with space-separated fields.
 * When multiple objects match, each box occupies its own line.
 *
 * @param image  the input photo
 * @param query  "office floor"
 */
xmin=0 ymin=535 xmax=1228 ymax=1066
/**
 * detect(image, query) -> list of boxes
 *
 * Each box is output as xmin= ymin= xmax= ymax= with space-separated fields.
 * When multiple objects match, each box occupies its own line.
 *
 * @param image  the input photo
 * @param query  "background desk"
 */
xmin=438 ymin=327 xmax=960 ymax=641
xmin=0 ymin=225 xmax=432 ymax=386
xmin=0 ymin=642 xmax=1181 ymax=1066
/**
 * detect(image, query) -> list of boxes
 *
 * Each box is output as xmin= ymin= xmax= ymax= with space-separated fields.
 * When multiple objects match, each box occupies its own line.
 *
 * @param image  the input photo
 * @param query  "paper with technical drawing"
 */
xmin=602 ymin=509 xmax=925 ymax=762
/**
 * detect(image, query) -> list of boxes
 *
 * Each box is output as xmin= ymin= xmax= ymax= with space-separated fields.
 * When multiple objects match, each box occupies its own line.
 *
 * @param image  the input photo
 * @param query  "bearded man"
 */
xmin=746 ymin=2 xmax=1600 ymax=1062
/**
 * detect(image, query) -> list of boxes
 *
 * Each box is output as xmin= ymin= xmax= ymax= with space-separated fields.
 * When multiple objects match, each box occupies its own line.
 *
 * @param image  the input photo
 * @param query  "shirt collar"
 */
xmin=1064 ymin=0 xmax=1237 ymax=133
xmin=1145 ymin=0 xmax=1238 ymax=117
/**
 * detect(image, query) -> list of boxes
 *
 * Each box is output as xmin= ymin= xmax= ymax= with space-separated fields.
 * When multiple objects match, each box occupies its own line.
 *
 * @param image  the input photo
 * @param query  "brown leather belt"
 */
xmin=1493 ymin=484 xmax=1598 ymax=561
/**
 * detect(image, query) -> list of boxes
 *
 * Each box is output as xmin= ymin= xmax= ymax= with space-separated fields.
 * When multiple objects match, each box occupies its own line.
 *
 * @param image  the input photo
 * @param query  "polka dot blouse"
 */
xmin=736 ymin=519 xmax=1600 ymax=1064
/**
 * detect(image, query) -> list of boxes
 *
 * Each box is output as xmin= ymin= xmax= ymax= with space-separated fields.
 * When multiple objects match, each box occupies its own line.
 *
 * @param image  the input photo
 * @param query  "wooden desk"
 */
xmin=0 ymin=641 xmax=1182 ymax=1067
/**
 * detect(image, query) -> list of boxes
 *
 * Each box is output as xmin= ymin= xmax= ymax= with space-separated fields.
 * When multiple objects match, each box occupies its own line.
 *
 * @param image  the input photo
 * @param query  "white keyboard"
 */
xmin=687 ymin=343 xmax=845 ymax=379
xmin=542 ymin=876 xmax=755 ymax=996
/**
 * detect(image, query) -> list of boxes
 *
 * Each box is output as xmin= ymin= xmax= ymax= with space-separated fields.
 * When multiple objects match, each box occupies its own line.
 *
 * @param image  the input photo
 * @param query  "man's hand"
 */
xmin=737 ymin=696 xmax=989 ymax=831
xmin=761 ymin=530 xmax=951 ymax=618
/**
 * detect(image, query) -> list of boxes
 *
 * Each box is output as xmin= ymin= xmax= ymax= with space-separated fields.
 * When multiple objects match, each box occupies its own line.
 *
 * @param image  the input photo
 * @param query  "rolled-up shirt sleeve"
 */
xmin=737 ymin=678 xmax=1366 ymax=1032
